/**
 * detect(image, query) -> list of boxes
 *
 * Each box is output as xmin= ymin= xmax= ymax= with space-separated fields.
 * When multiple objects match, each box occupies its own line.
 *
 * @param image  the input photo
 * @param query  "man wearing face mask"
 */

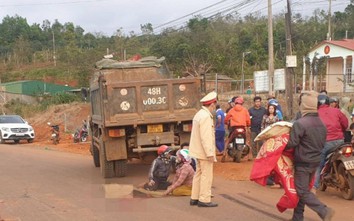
xmin=189 ymin=91 xmax=218 ymax=207
xmin=286 ymin=91 xmax=334 ymax=221
xmin=163 ymin=149 xmax=195 ymax=196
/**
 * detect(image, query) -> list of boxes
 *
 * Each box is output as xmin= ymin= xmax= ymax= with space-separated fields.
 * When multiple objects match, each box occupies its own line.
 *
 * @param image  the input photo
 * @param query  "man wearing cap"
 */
xmin=189 ymin=91 xmax=218 ymax=207
xmin=286 ymin=91 xmax=334 ymax=221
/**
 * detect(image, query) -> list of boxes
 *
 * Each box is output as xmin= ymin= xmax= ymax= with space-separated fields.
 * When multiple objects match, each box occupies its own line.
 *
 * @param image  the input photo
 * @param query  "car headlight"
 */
xmin=1 ymin=127 xmax=10 ymax=132
xmin=29 ymin=127 xmax=34 ymax=132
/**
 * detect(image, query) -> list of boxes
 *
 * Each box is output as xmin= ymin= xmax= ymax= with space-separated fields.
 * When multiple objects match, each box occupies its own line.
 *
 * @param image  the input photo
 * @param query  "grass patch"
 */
xmin=4 ymin=92 xmax=81 ymax=118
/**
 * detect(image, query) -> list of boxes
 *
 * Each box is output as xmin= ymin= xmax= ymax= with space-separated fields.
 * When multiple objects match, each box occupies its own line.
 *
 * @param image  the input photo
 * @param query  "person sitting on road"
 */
xmin=163 ymin=149 xmax=195 ymax=196
xmin=143 ymin=145 xmax=174 ymax=191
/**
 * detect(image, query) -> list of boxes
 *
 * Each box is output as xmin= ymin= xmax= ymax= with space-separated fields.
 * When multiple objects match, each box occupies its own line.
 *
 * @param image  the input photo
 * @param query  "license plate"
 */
xmin=147 ymin=124 xmax=163 ymax=133
xmin=16 ymin=133 xmax=24 ymax=136
xmin=344 ymin=160 xmax=354 ymax=170
xmin=235 ymin=138 xmax=244 ymax=144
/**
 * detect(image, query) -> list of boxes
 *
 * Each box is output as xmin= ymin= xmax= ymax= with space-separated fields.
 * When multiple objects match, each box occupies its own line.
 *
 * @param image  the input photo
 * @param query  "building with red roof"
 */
xmin=306 ymin=38 xmax=354 ymax=93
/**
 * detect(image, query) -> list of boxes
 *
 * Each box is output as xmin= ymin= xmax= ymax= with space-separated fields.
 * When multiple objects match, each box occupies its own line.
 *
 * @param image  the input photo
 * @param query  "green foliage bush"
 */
xmin=4 ymin=93 xmax=81 ymax=118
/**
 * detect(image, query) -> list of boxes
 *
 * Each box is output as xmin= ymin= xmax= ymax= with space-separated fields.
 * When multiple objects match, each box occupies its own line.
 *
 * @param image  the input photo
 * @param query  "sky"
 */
xmin=0 ymin=0 xmax=351 ymax=36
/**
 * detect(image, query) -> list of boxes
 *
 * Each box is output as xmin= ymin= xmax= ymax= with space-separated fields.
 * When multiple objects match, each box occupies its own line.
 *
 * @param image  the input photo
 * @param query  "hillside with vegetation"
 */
xmin=0 ymin=2 xmax=353 ymax=98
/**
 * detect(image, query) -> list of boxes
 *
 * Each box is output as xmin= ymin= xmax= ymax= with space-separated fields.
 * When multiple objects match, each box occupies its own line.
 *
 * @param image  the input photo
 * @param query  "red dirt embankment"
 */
xmin=27 ymin=102 xmax=91 ymax=155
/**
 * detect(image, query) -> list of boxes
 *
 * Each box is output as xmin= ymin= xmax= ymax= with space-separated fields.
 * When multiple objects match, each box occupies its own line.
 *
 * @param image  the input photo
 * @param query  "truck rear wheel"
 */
xmin=91 ymin=144 xmax=100 ymax=167
xmin=114 ymin=160 xmax=127 ymax=177
xmin=99 ymin=140 xmax=115 ymax=178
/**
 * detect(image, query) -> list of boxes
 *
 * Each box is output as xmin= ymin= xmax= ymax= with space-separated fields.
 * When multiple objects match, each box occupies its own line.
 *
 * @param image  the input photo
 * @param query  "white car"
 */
xmin=0 ymin=115 xmax=35 ymax=144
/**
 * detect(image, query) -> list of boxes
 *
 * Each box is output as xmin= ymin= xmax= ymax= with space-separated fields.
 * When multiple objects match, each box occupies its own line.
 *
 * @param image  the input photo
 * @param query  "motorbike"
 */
xmin=319 ymin=142 xmax=354 ymax=200
xmin=221 ymin=126 xmax=250 ymax=163
xmin=73 ymin=121 xmax=88 ymax=143
xmin=48 ymin=122 xmax=60 ymax=145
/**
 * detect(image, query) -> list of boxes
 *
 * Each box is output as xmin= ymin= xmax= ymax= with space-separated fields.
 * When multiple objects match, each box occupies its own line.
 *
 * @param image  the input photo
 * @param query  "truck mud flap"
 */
xmin=105 ymin=137 xmax=127 ymax=161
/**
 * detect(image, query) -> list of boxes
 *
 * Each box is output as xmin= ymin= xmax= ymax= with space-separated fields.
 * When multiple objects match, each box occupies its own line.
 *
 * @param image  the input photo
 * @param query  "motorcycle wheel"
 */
xmin=338 ymin=163 xmax=354 ymax=200
xmin=234 ymin=149 xmax=242 ymax=163
xmin=81 ymin=136 xmax=87 ymax=142
xmin=241 ymin=145 xmax=250 ymax=159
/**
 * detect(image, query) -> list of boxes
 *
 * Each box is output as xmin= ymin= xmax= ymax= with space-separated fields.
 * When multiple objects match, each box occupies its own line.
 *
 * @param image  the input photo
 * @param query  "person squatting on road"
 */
xmin=248 ymin=96 xmax=267 ymax=158
xmin=286 ymin=91 xmax=335 ymax=221
xmin=143 ymin=145 xmax=174 ymax=191
xmin=189 ymin=91 xmax=218 ymax=207
xmin=164 ymin=149 xmax=195 ymax=196
xmin=215 ymin=104 xmax=226 ymax=155
xmin=314 ymin=94 xmax=348 ymax=191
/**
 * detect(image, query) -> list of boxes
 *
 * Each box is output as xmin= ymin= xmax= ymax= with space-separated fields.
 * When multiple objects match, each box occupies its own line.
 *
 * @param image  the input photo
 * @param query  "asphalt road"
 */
xmin=0 ymin=144 xmax=353 ymax=221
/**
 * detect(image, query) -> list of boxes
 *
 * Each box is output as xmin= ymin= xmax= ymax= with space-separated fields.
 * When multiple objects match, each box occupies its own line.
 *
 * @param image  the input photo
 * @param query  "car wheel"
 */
xmin=14 ymin=140 xmax=20 ymax=144
xmin=0 ymin=132 xmax=5 ymax=144
xmin=27 ymin=139 xmax=34 ymax=143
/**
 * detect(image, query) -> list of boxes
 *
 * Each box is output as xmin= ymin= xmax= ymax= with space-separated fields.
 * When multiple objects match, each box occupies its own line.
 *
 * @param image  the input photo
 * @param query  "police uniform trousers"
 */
xmin=191 ymin=159 xmax=213 ymax=203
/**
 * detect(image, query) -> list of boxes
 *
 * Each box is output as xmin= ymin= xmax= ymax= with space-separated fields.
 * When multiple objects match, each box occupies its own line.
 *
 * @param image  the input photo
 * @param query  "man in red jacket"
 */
xmin=314 ymin=94 xmax=348 ymax=190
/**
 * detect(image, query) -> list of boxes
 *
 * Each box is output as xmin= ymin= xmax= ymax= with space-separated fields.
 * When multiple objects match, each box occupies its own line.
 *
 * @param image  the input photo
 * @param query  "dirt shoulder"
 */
xmin=25 ymin=102 xmax=252 ymax=181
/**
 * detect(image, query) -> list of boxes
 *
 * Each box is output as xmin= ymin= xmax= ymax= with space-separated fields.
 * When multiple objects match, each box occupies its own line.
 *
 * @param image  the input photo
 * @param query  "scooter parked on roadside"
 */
xmin=221 ymin=126 xmax=250 ymax=163
xmin=73 ymin=120 xmax=88 ymax=143
xmin=319 ymin=142 xmax=354 ymax=200
xmin=48 ymin=122 xmax=60 ymax=145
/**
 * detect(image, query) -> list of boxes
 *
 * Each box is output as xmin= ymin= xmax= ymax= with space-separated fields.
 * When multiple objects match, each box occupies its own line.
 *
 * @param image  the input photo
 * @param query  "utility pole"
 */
xmin=268 ymin=0 xmax=274 ymax=96
xmin=327 ymin=0 xmax=332 ymax=40
xmin=52 ymin=30 xmax=56 ymax=67
xmin=241 ymin=51 xmax=251 ymax=94
xmin=285 ymin=0 xmax=294 ymax=118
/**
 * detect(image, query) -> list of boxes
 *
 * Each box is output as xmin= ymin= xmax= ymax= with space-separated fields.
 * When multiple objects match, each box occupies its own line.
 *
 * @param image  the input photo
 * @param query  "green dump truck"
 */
xmin=90 ymin=56 xmax=202 ymax=178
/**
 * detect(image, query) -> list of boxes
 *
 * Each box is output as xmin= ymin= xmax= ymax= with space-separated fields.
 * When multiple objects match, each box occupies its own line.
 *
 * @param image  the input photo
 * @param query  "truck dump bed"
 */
xmin=91 ymin=57 xmax=201 ymax=127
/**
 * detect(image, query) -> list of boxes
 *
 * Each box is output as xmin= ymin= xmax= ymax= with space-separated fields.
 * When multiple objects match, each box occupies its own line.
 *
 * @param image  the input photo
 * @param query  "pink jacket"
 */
xmin=318 ymin=105 xmax=348 ymax=141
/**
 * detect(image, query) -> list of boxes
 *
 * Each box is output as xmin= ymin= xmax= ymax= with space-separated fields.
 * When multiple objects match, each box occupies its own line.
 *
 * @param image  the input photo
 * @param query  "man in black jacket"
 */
xmin=143 ymin=145 xmax=174 ymax=191
xmin=286 ymin=91 xmax=334 ymax=221
xmin=248 ymin=96 xmax=267 ymax=158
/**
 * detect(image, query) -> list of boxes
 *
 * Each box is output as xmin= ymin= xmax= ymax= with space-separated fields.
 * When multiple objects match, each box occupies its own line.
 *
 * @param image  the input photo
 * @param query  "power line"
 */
xmin=0 ymin=0 xmax=108 ymax=8
xmin=154 ymin=0 xmax=230 ymax=30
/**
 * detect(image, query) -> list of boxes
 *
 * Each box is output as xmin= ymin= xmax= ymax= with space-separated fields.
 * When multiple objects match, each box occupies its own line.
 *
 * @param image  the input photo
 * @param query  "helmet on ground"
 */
xmin=157 ymin=145 xmax=172 ymax=156
xmin=235 ymin=97 xmax=244 ymax=104
xmin=268 ymin=98 xmax=279 ymax=106
xmin=318 ymin=94 xmax=329 ymax=106
xmin=177 ymin=149 xmax=191 ymax=162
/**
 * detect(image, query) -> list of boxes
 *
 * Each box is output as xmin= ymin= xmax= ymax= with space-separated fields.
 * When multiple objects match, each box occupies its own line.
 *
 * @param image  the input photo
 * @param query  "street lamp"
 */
xmin=241 ymin=51 xmax=251 ymax=94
